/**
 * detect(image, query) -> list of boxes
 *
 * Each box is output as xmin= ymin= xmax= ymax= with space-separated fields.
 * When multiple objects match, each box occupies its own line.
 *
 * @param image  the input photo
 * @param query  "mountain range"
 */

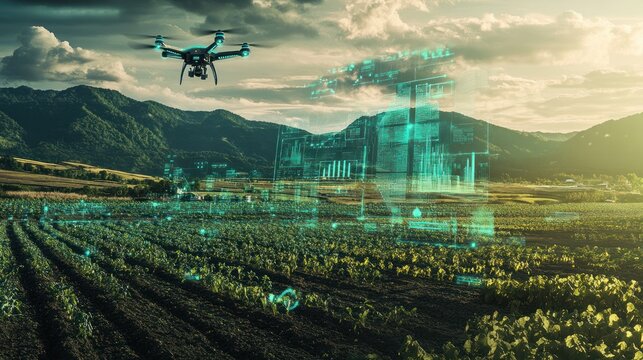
xmin=0 ymin=85 xmax=641 ymax=179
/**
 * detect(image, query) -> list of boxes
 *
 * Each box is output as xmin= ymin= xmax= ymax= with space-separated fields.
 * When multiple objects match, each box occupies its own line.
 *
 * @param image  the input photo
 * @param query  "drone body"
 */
xmin=133 ymin=30 xmax=257 ymax=86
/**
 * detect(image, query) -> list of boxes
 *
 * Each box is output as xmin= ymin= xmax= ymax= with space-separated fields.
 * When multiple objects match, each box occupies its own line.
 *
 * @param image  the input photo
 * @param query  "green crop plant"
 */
xmin=484 ymin=274 xmax=642 ymax=317
xmin=51 ymin=283 xmax=94 ymax=338
xmin=0 ymin=287 xmax=22 ymax=318
xmin=0 ymin=227 xmax=23 ymax=318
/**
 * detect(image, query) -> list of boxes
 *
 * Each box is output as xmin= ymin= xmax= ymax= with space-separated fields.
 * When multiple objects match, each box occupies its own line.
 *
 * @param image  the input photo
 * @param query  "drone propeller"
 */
xmin=230 ymin=43 xmax=274 ymax=48
xmin=191 ymin=27 xmax=246 ymax=36
xmin=128 ymin=42 xmax=159 ymax=50
xmin=126 ymin=34 xmax=181 ymax=40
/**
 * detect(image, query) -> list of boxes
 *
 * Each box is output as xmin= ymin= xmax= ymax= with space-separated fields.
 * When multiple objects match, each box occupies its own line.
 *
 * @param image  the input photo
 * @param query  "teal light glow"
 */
xmin=184 ymin=273 xmax=201 ymax=281
xmin=506 ymin=236 xmax=526 ymax=246
xmin=396 ymin=239 xmax=470 ymax=249
xmin=408 ymin=220 xmax=456 ymax=233
xmin=267 ymin=288 xmax=300 ymax=312
xmin=364 ymin=223 xmax=377 ymax=232
xmin=412 ymin=207 xmax=422 ymax=218
xmin=455 ymin=275 xmax=482 ymax=287
xmin=469 ymin=209 xmax=494 ymax=238
xmin=545 ymin=212 xmax=580 ymax=222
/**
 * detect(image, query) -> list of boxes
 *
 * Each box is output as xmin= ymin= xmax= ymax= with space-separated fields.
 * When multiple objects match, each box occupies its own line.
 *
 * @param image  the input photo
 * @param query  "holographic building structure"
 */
xmin=274 ymin=47 xmax=489 ymax=202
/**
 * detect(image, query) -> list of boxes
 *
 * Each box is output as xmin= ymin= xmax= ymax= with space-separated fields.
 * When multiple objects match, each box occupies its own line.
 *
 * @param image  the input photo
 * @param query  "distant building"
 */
xmin=225 ymin=169 xmax=237 ymax=178
xmin=194 ymin=160 xmax=208 ymax=170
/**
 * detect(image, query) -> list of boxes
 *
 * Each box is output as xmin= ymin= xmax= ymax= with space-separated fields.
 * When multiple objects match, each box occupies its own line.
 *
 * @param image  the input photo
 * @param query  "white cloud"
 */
xmin=340 ymin=10 xmax=643 ymax=66
xmin=0 ymin=26 xmax=132 ymax=83
xmin=551 ymin=69 xmax=643 ymax=90
xmin=436 ymin=11 xmax=639 ymax=65
xmin=237 ymin=78 xmax=296 ymax=90
xmin=339 ymin=0 xmax=430 ymax=40
xmin=470 ymin=69 xmax=643 ymax=131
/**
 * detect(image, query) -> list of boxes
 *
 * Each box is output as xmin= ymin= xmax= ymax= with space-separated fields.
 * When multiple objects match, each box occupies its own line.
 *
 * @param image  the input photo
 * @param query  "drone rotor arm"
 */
xmin=212 ymin=51 xmax=243 ymax=61
xmin=160 ymin=46 xmax=185 ymax=57
xmin=204 ymin=42 xmax=219 ymax=54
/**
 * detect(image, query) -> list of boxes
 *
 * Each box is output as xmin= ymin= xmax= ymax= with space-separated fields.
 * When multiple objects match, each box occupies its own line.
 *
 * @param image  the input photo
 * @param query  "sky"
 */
xmin=0 ymin=0 xmax=642 ymax=134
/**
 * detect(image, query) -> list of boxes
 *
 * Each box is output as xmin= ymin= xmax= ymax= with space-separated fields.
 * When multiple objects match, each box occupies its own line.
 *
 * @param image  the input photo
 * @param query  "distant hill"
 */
xmin=530 ymin=131 xmax=578 ymax=142
xmin=0 ymin=85 xmax=640 ymax=178
xmin=445 ymin=112 xmax=563 ymax=178
xmin=0 ymin=85 xmax=287 ymax=175
xmin=546 ymin=113 xmax=643 ymax=176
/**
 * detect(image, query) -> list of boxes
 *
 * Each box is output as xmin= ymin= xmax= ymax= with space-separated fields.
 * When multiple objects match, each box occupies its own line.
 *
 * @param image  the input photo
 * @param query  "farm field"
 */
xmin=12 ymin=158 xmax=160 ymax=181
xmin=0 ymin=170 xmax=125 ymax=189
xmin=0 ymin=199 xmax=641 ymax=359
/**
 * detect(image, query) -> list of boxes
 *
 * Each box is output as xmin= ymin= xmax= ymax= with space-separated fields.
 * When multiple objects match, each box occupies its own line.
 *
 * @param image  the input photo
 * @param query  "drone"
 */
xmin=129 ymin=29 xmax=268 ymax=85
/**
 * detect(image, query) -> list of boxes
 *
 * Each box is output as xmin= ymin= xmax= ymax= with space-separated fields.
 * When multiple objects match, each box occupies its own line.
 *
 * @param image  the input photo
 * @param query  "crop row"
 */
xmin=103 ymin=219 xmax=639 ymax=287
xmin=62 ymin=221 xmax=421 ymax=337
xmin=401 ymin=273 xmax=642 ymax=359
xmin=9 ymin=222 xmax=97 ymax=358
xmin=0 ymin=223 xmax=22 ymax=318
